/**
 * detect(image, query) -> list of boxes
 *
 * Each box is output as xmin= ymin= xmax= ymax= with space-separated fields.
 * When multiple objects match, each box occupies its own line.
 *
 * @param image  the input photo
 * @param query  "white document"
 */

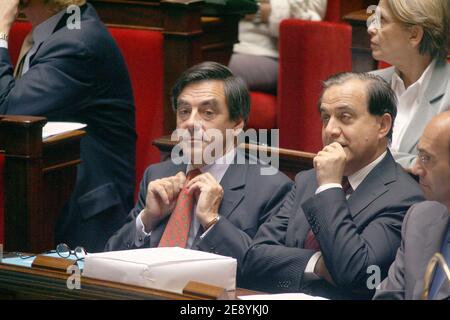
xmin=83 ymin=247 xmax=237 ymax=294
xmin=239 ymin=293 xmax=328 ymax=300
xmin=42 ymin=122 xmax=87 ymax=139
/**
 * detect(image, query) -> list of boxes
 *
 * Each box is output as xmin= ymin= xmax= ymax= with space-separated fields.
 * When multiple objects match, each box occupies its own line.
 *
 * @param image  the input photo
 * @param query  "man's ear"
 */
xmin=233 ymin=118 xmax=245 ymax=136
xmin=409 ymin=25 xmax=424 ymax=50
xmin=378 ymin=113 xmax=392 ymax=139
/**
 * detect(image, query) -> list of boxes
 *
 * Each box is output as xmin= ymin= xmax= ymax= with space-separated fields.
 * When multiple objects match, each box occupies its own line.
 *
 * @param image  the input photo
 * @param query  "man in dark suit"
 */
xmin=0 ymin=0 xmax=136 ymax=252
xmin=241 ymin=72 xmax=424 ymax=299
xmin=374 ymin=111 xmax=450 ymax=300
xmin=105 ymin=62 xmax=293 ymax=275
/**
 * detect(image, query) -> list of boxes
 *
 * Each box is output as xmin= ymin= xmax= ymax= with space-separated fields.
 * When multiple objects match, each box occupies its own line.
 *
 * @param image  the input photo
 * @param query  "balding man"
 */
xmin=374 ymin=111 xmax=450 ymax=300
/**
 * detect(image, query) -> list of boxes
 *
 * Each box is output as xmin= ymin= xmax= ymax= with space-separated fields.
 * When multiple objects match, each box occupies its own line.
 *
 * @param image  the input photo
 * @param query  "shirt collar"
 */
xmin=32 ymin=9 xmax=67 ymax=47
xmin=392 ymin=59 xmax=436 ymax=103
xmin=348 ymin=151 xmax=387 ymax=191
xmin=186 ymin=148 xmax=236 ymax=183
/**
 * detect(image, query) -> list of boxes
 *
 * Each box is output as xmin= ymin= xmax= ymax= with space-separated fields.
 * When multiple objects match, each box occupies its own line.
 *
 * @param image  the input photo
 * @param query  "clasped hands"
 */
xmin=141 ymin=171 xmax=223 ymax=232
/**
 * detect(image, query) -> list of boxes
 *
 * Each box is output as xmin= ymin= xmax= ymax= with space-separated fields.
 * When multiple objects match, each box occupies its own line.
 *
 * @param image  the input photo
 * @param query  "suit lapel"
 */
xmin=347 ymin=152 xmax=396 ymax=218
xmin=218 ymin=162 xmax=247 ymax=219
xmin=434 ymin=220 xmax=450 ymax=300
xmin=399 ymin=62 xmax=450 ymax=154
xmin=415 ymin=216 xmax=449 ymax=299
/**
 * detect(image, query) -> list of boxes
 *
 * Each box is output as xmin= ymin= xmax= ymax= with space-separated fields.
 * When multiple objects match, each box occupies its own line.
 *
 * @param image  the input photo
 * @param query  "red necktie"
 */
xmin=304 ymin=177 xmax=352 ymax=251
xmin=158 ymin=169 xmax=201 ymax=248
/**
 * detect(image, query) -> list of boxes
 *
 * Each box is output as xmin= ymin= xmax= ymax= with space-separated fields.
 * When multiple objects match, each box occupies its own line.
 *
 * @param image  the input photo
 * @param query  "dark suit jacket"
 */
xmin=374 ymin=201 xmax=450 ymax=300
xmin=105 ymin=155 xmax=293 ymax=276
xmin=241 ymin=151 xmax=425 ymax=299
xmin=0 ymin=4 xmax=136 ymax=252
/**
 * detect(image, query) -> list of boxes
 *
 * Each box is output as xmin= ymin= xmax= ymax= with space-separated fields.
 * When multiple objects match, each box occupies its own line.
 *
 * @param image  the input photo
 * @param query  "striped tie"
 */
xmin=158 ymin=169 xmax=202 ymax=248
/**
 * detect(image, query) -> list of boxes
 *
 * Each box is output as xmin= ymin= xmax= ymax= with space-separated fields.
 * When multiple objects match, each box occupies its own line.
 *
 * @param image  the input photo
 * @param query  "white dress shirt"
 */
xmin=390 ymin=60 xmax=435 ymax=152
xmin=135 ymin=148 xmax=236 ymax=248
xmin=304 ymin=151 xmax=388 ymax=281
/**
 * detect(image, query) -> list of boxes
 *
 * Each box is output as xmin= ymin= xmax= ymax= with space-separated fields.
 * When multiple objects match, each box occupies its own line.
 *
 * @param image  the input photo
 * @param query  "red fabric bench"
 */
xmin=247 ymin=0 xmax=352 ymax=153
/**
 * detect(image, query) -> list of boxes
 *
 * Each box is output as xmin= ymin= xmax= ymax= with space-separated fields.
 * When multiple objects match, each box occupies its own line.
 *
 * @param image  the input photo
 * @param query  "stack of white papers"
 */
xmin=83 ymin=247 xmax=237 ymax=294
xmin=42 ymin=122 xmax=86 ymax=139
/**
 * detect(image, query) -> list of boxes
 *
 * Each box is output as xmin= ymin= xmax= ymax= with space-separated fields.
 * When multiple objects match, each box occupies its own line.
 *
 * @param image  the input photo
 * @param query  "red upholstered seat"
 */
xmin=247 ymin=0 xmax=352 ymax=153
xmin=247 ymin=92 xmax=277 ymax=129
xmin=8 ymin=21 xmax=32 ymax=67
xmin=108 ymin=27 xmax=164 ymax=197
xmin=278 ymin=20 xmax=352 ymax=152
xmin=0 ymin=153 xmax=4 ymax=243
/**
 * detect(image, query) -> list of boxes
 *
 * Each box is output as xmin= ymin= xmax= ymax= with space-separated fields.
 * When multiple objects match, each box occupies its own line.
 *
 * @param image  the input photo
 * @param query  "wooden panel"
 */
xmin=152 ymin=135 xmax=315 ymax=180
xmin=0 ymin=262 xmax=259 ymax=300
xmin=0 ymin=116 xmax=84 ymax=253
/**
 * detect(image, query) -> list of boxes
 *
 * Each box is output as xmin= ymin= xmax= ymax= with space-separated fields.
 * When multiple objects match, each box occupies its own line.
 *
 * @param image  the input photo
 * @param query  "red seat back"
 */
xmin=108 ymin=27 xmax=164 ymax=197
xmin=324 ymin=0 xmax=343 ymax=23
xmin=8 ymin=21 xmax=32 ymax=66
xmin=278 ymin=20 xmax=352 ymax=153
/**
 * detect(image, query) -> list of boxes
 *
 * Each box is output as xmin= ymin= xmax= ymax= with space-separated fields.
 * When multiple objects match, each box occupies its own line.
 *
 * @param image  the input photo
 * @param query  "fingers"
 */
xmin=186 ymin=173 xmax=222 ymax=195
xmin=148 ymin=172 xmax=186 ymax=205
xmin=186 ymin=172 xmax=216 ymax=189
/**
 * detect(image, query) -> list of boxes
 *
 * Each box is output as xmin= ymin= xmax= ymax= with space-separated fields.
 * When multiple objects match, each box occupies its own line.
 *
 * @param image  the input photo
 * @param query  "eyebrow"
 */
xmin=417 ymin=146 xmax=435 ymax=157
xmin=320 ymin=105 xmax=354 ymax=113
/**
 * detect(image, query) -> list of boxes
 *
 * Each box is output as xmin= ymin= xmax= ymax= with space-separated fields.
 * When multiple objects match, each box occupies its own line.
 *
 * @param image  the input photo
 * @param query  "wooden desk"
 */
xmin=344 ymin=9 xmax=377 ymax=72
xmin=152 ymin=135 xmax=315 ymax=180
xmin=89 ymin=0 xmax=248 ymax=133
xmin=0 ymin=116 xmax=85 ymax=253
xmin=0 ymin=261 xmax=257 ymax=300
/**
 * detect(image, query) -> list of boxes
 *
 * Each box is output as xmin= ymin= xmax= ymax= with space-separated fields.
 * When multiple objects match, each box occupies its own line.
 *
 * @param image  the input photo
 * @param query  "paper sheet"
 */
xmin=42 ymin=122 xmax=86 ymax=139
xmin=239 ymin=293 xmax=328 ymax=300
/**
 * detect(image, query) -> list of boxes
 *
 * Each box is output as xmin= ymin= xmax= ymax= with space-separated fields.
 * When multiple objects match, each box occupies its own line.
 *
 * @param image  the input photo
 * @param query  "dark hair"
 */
xmin=318 ymin=72 xmax=398 ymax=140
xmin=171 ymin=61 xmax=250 ymax=123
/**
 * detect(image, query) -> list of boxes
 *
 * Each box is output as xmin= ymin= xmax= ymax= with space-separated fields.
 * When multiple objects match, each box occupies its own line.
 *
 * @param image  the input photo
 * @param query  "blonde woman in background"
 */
xmin=368 ymin=0 xmax=450 ymax=169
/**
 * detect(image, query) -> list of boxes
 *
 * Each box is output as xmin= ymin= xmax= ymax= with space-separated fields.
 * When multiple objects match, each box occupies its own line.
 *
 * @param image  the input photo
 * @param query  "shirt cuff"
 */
xmin=316 ymin=183 xmax=342 ymax=195
xmin=303 ymin=251 xmax=322 ymax=281
xmin=135 ymin=210 xmax=152 ymax=247
xmin=0 ymin=40 xmax=8 ymax=49
xmin=199 ymin=216 xmax=221 ymax=239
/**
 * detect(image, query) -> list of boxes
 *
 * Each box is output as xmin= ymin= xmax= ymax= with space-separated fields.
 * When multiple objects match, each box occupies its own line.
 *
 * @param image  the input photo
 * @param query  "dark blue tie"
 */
xmin=429 ymin=224 xmax=450 ymax=299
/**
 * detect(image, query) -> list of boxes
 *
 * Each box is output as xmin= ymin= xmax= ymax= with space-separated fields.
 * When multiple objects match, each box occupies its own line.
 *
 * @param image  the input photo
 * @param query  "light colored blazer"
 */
xmin=374 ymin=201 xmax=450 ymax=300
xmin=372 ymin=61 xmax=450 ymax=168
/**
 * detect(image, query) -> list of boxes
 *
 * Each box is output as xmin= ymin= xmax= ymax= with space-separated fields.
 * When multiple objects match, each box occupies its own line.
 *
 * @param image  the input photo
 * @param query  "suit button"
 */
xmin=139 ymin=237 xmax=143 ymax=242
xmin=126 ymin=242 xmax=131 ymax=248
